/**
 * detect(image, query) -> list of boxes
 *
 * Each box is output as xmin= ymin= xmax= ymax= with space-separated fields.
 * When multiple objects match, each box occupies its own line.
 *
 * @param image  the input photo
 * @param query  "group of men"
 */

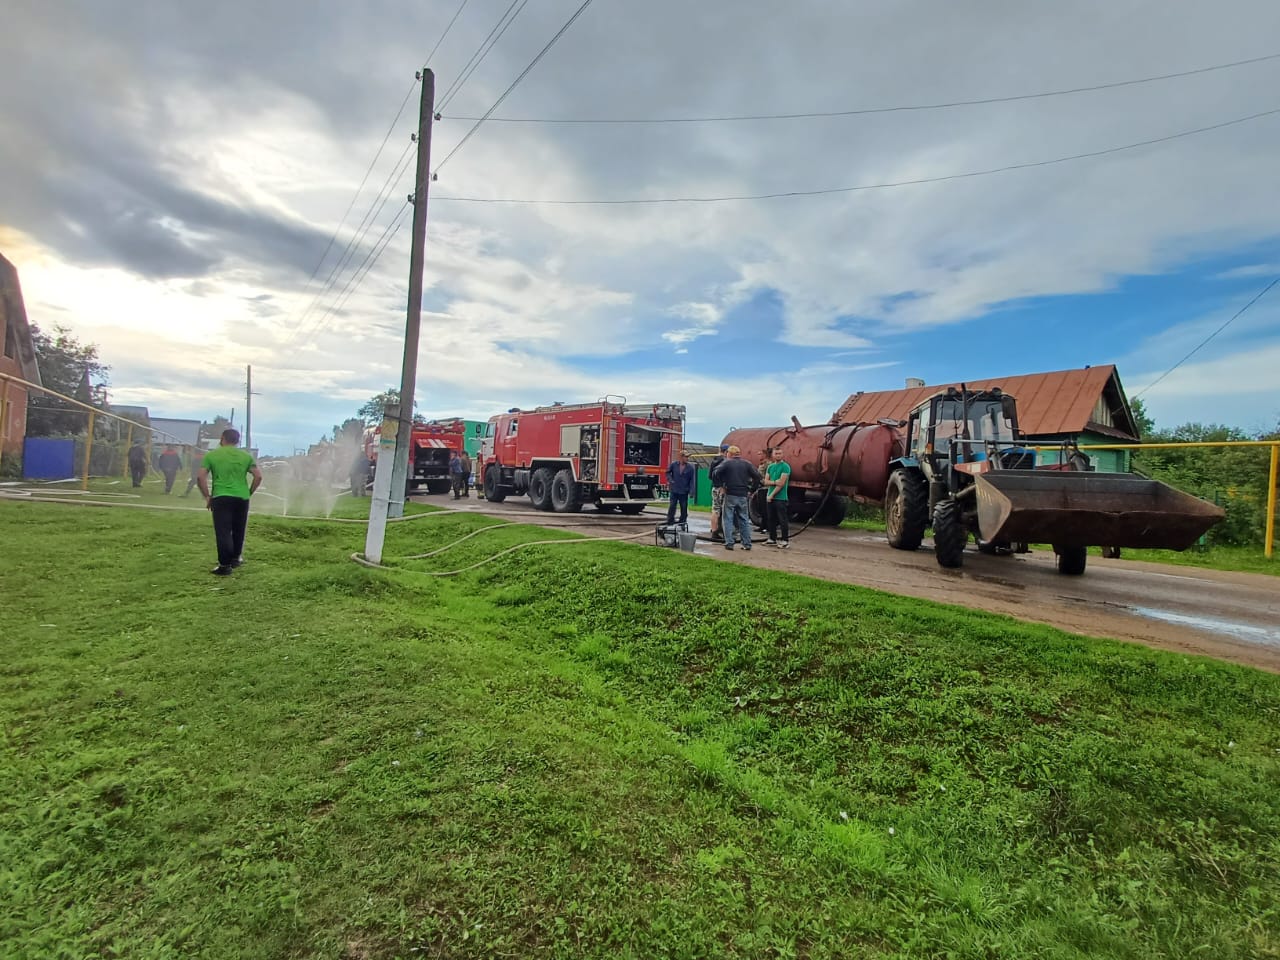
xmin=347 ymin=448 xmax=474 ymax=499
xmin=125 ymin=440 xmax=198 ymax=495
xmin=663 ymin=443 xmax=792 ymax=551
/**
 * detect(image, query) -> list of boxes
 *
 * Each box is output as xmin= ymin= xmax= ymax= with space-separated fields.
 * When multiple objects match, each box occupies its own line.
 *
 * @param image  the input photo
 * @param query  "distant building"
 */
xmin=150 ymin=417 xmax=201 ymax=448
xmin=0 ymin=254 xmax=43 ymax=457
xmin=834 ymin=366 xmax=1141 ymax=473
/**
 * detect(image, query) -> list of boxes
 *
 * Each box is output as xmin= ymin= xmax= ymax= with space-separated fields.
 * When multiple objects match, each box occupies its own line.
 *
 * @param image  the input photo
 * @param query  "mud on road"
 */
xmin=430 ymin=495 xmax=1280 ymax=674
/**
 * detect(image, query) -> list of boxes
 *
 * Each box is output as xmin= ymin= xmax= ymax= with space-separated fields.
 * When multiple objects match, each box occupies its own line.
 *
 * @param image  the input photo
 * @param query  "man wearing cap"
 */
xmin=708 ymin=443 xmax=729 ymax=542
xmin=665 ymin=449 xmax=697 ymax=525
xmin=710 ymin=445 xmax=763 ymax=551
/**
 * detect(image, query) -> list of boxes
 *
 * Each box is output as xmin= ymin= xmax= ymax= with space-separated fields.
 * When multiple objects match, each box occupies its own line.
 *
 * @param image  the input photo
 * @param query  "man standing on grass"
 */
xmin=158 ymin=446 xmax=182 ymax=494
xmin=127 ymin=440 xmax=148 ymax=488
xmin=764 ymin=447 xmax=791 ymax=549
xmin=197 ymin=428 xmax=263 ymax=577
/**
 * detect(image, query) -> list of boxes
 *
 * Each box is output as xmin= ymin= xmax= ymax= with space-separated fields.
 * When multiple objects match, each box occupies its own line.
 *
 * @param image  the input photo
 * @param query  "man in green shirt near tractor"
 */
xmin=197 ymin=428 xmax=263 ymax=576
xmin=764 ymin=447 xmax=791 ymax=549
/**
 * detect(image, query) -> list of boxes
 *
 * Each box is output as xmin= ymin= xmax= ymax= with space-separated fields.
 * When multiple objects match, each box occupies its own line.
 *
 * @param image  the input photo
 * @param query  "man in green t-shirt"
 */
xmin=197 ymin=428 xmax=263 ymax=576
xmin=764 ymin=447 xmax=791 ymax=548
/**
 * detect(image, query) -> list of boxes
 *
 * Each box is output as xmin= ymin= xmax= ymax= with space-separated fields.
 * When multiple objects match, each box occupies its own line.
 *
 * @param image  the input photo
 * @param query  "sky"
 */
xmin=2 ymin=0 xmax=1279 ymax=454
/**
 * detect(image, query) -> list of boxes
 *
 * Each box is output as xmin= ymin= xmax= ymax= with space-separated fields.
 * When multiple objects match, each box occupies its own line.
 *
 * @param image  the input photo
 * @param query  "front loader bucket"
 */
xmin=973 ymin=470 xmax=1224 ymax=550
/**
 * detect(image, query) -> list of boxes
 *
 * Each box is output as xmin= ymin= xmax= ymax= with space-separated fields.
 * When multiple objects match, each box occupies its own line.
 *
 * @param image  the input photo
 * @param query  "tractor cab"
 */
xmin=907 ymin=387 xmax=1029 ymax=474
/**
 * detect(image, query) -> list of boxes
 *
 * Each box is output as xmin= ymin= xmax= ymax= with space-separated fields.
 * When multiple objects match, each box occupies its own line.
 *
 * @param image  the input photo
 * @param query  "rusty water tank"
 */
xmin=720 ymin=421 xmax=905 ymax=503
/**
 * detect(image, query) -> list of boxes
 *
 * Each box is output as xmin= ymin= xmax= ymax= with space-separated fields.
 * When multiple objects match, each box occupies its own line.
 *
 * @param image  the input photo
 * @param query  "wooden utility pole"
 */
xmin=245 ymin=365 xmax=253 ymax=451
xmin=385 ymin=69 xmax=435 ymax=520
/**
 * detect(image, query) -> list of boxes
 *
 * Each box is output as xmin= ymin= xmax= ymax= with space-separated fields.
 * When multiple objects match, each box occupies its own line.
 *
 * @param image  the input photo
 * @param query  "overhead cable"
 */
xmin=433 ymin=105 xmax=1280 ymax=204
xmin=1134 ymin=275 xmax=1280 ymax=399
xmin=425 ymin=0 xmax=473 ymax=66
xmin=433 ymin=0 xmax=598 ymax=177
xmin=441 ymin=50 xmax=1280 ymax=124
xmin=435 ymin=0 xmax=531 ymax=112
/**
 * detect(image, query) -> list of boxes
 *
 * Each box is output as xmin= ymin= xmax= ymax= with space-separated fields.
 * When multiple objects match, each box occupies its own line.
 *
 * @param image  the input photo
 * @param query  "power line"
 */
xmin=432 ymin=105 xmax=1280 ymax=204
xmin=441 ymin=50 xmax=1280 ymax=124
xmin=433 ymin=0 xmax=598 ymax=178
xmin=425 ymin=0 xmax=473 ymax=66
xmin=435 ymin=0 xmax=530 ymax=112
xmin=1134 ymin=275 xmax=1280 ymax=399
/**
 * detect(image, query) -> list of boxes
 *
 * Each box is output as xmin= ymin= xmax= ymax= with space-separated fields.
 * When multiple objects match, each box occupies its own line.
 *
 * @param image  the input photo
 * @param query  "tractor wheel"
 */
xmin=618 ymin=503 xmax=646 ymax=515
xmin=551 ymin=469 xmax=583 ymax=513
xmin=426 ymin=479 xmax=451 ymax=495
xmin=529 ymin=468 xmax=555 ymax=511
xmin=483 ymin=466 xmax=506 ymax=502
xmin=813 ymin=494 xmax=849 ymax=527
xmin=1055 ymin=545 xmax=1088 ymax=576
xmin=932 ymin=500 xmax=966 ymax=568
xmin=885 ymin=470 xmax=928 ymax=550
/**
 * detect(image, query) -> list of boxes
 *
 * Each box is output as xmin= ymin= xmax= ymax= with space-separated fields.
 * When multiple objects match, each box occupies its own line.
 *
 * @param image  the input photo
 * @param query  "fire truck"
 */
xmin=479 ymin=399 xmax=686 ymax=513
xmin=363 ymin=418 xmax=468 ymax=495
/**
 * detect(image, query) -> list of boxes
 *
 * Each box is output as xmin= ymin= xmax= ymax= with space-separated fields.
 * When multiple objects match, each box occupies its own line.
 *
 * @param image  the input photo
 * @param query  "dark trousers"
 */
xmin=130 ymin=463 xmax=146 ymax=487
xmin=767 ymin=499 xmax=790 ymax=542
xmin=162 ymin=470 xmax=178 ymax=493
xmin=666 ymin=492 xmax=689 ymax=524
xmin=184 ymin=475 xmax=199 ymax=495
xmin=210 ymin=496 xmax=250 ymax=567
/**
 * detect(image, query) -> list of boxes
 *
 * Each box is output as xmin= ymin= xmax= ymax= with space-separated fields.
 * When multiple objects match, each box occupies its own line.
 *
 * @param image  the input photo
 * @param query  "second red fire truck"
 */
xmin=364 ymin=418 xmax=468 ymax=494
xmin=479 ymin=398 xmax=686 ymax=513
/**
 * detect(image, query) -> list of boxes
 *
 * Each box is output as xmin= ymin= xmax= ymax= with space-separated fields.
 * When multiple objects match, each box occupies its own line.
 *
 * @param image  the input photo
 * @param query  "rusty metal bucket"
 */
xmin=973 ymin=470 xmax=1224 ymax=550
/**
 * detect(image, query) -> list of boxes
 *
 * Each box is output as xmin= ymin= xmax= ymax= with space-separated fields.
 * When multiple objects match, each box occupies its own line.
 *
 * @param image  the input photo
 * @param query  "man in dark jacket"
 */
xmin=158 ymin=446 xmax=182 ymax=494
xmin=127 ymin=441 xmax=148 ymax=488
xmin=665 ymin=450 xmax=697 ymax=525
xmin=710 ymin=445 xmax=763 ymax=551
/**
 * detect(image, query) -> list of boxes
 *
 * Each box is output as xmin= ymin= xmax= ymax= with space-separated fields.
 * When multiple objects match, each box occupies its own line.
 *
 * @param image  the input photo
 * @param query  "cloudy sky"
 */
xmin=3 ymin=0 xmax=1279 ymax=453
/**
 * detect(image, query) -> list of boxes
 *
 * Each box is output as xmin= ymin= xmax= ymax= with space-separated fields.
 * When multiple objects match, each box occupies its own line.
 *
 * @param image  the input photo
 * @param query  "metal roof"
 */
xmin=832 ymin=365 xmax=1139 ymax=439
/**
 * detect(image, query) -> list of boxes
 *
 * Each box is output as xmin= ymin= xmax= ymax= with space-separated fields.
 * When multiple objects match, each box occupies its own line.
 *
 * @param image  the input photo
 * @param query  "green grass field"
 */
xmin=2 ymin=491 xmax=1279 ymax=959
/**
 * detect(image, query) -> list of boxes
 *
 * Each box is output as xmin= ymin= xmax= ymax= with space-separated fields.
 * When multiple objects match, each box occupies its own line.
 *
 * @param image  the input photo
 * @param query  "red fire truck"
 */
xmin=363 ymin=418 xmax=467 ymax=495
xmin=479 ymin=399 xmax=686 ymax=513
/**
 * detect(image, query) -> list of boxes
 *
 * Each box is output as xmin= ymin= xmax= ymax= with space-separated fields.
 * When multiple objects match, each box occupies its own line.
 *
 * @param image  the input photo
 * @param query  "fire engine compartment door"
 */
xmin=623 ymin=424 xmax=662 ymax=466
xmin=559 ymin=425 xmax=583 ymax=457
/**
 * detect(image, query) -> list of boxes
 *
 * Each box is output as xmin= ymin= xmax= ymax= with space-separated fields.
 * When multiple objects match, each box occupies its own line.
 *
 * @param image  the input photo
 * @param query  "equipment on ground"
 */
xmin=722 ymin=387 xmax=1223 ymax=575
xmin=480 ymin=398 xmax=685 ymax=514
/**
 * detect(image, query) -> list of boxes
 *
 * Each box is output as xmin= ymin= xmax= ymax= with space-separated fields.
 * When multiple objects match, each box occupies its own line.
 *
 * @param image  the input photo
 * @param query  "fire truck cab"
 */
xmin=364 ymin=418 xmax=467 ymax=495
xmin=479 ymin=398 xmax=685 ymax=513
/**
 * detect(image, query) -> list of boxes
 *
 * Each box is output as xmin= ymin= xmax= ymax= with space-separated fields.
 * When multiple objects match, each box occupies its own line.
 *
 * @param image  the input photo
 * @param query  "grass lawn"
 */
xmin=2 ymin=495 xmax=1279 ymax=959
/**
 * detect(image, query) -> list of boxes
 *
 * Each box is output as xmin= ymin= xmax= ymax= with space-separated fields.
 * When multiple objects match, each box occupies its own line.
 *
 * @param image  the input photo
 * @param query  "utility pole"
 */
xmin=367 ymin=69 xmax=435 ymax=558
xmin=385 ymin=68 xmax=436 ymax=520
xmin=245 ymin=365 xmax=252 ymax=451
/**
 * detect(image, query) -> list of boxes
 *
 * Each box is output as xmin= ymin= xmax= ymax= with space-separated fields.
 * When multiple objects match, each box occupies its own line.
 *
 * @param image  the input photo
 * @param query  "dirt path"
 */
xmin=431 ymin=495 xmax=1280 ymax=674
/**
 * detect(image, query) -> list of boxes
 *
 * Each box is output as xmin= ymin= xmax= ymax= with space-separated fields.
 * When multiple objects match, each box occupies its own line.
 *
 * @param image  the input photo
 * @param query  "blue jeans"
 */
xmin=666 ymin=493 xmax=689 ymax=524
xmin=722 ymin=494 xmax=751 ymax=547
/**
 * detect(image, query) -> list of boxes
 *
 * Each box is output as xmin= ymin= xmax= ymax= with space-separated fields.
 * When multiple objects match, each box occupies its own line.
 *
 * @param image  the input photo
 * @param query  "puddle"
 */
xmin=1130 ymin=607 xmax=1280 ymax=649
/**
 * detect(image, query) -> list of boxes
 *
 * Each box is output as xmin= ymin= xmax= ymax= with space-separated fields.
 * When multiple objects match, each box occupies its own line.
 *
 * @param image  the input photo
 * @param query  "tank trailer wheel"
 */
xmin=1054 ymin=545 xmax=1088 ymax=576
xmin=529 ymin=467 xmax=555 ymax=511
xmin=1101 ymin=545 xmax=1122 ymax=560
xmin=483 ymin=466 xmax=507 ymax=502
xmin=813 ymin=494 xmax=849 ymax=527
xmin=749 ymin=489 xmax=768 ymax=531
xmin=551 ymin=469 xmax=584 ymax=513
xmin=885 ymin=470 xmax=928 ymax=550
xmin=932 ymin=500 xmax=967 ymax=568
xmin=617 ymin=503 xmax=647 ymax=515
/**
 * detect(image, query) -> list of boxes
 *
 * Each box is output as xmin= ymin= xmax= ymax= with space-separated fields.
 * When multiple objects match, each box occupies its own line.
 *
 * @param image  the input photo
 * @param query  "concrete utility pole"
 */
xmin=385 ymin=68 xmax=436 ymax=519
xmin=245 ymin=365 xmax=252 ymax=451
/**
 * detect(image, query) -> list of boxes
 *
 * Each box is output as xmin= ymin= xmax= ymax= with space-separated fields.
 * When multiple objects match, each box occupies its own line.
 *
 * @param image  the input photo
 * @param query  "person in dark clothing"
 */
xmin=158 ymin=446 xmax=182 ymax=494
xmin=449 ymin=451 xmax=466 ymax=499
xmin=127 ymin=441 xmax=148 ymax=488
xmin=459 ymin=452 xmax=472 ymax=498
xmin=710 ymin=445 xmax=763 ymax=551
xmin=665 ymin=449 xmax=697 ymax=524
xmin=708 ymin=444 xmax=728 ymax=541
xmin=349 ymin=448 xmax=372 ymax=497
xmin=181 ymin=450 xmax=203 ymax=497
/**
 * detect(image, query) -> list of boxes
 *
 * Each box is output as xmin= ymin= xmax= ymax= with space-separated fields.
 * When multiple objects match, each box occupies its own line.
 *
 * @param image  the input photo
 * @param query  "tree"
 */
xmin=1128 ymin=396 xmax=1155 ymax=440
xmin=26 ymin=323 xmax=111 ymax=437
xmin=332 ymin=418 xmax=365 ymax=446
xmin=200 ymin=415 xmax=233 ymax=442
xmin=357 ymin=388 xmax=425 ymax=424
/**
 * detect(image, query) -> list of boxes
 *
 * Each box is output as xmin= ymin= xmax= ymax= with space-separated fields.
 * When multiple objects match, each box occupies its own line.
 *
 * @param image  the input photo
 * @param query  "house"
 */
xmin=0 ymin=254 xmax=43 ymax=457
xmin=832 ymin=365 xmax=1140 ymax=472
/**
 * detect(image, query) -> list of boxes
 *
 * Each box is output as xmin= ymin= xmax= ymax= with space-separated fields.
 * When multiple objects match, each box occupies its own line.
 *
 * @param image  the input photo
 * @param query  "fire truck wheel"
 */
xmin=618 ymin=504 xmax=646 ymax=515
xmin=551 ymin=469 xmax=584 ymax=513
xmin=426 ymin=480 xmax=451 ymax=495
xmin=483 ymin=466 xmax=506 ymax=502
xmin=529 ymin=468 xmax=555 ymax=511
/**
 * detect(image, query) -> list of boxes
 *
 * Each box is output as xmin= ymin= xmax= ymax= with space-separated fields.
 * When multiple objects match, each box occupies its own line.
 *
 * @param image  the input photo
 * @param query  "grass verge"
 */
xmin=2 ymin=498 xmax=1278 ymax=959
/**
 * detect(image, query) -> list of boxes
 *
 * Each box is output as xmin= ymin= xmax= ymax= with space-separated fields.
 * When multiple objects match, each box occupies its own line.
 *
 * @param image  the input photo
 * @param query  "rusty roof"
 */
xmin=833 ymin=365 xmax=1138 ymax=439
